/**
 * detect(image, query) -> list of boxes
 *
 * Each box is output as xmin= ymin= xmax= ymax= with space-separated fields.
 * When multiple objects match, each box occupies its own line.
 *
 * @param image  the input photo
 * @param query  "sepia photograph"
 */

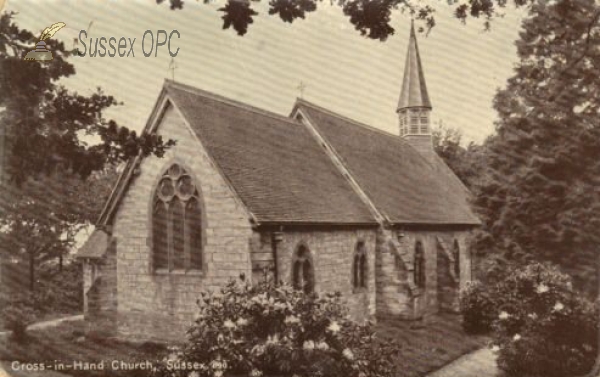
xmin=0 ymin=0 xmax=599 ymax=376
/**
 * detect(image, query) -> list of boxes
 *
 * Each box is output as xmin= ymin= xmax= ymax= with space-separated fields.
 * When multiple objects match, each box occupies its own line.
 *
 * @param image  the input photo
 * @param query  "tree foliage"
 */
xmin=0 ymin=166 xmax=118 ymax=291
xmin=471 ymin=0 xmax=600 ymax=294
xmin=158 ymin=0 xmax=534 ymax=40
xmin=0 ymin=12 xmax=171 ymax=293
xmin=432 ymin=123 xmax=486 ymax=190
xmin=0 ymin=12 xmax=174 ymax=184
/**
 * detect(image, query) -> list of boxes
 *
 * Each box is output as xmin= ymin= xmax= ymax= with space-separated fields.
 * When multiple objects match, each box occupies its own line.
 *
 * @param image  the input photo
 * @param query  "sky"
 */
xmin=6 ymin=0 xmax=527 ymax=144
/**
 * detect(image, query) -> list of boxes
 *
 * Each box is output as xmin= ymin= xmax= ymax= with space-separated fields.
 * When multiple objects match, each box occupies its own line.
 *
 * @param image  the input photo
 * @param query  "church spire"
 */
xmin=397 ymin=21 xmax=434 ymax=162
xmin=397 ymin=21 xmax=431 ymax=112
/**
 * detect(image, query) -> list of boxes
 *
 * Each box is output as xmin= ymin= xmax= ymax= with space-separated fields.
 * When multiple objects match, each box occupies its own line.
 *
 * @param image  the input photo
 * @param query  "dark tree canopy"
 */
xmin=471 ymin=0 xmax=600 ymax=295
xmin=0 ymin=13 xmax=171 ymax=291
xmin=0 ymin=166 xmax=119 ymax=290
xmin=157 ymin=0 xmax=534 ymax=40
xmin=0 ymin=12 xmax=174 ymax=184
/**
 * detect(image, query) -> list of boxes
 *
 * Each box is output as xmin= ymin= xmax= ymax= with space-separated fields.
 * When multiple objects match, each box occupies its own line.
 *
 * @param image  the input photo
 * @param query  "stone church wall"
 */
xmin=250 ymin=228 xmax=378 ymax=321
xmin=376 ymin=228 xmax=472 ymax=321
xmin=111 ymin=103 xmax=253 ymax=342
xmin=84 ymin=238 xmax=118 ymax=332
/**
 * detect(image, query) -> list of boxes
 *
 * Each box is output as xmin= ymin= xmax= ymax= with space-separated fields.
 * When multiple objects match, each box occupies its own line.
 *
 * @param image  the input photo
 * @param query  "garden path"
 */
xmin=0 ymin=315 xmax=83 ymax=337
xmin=426 ymin=347 xmax=500 ymax=377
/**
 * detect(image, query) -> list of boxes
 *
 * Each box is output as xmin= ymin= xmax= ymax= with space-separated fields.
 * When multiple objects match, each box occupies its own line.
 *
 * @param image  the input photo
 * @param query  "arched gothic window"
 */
xmin=152 ymin=164 xmax=203 ymax=272
xmin=292 ymin=245 xmax=314 ymax=294
xmin=452 ymin=240 xmax=460 ymax=278
xmin=353 ymin=241 xmax=367 ymax=289
xmin=414 ymin=241 xmax=425 ymax=289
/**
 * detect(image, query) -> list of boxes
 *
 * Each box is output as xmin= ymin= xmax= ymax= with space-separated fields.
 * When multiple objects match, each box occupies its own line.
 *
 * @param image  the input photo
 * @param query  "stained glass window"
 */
xmin=453 ymin=240 xmax=460 ymax=278
xmin=293 ymin=245 xmax=314 ymax=294
xmin=353 ymin=241 xmax=367 ymax=289
xmin=152 ymin=164 xmax=203 ymax=272
xmin=414 ymin=242 xmax=426 ymax=289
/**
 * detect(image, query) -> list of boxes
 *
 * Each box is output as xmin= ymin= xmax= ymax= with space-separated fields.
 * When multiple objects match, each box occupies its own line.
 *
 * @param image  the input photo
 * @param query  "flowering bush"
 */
xmin=468 ymin=262 xmax=599 ymax=377
xmin=153 ymin=277 xmax=399 ymax=377
xmin=459 ymin=280 xmax=497 ymax=334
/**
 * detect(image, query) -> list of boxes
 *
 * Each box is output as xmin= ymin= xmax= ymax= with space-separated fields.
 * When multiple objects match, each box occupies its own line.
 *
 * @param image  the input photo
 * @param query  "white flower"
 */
xmin=214 ymin=371 xmax=224 ymax=377
xmin=266 ymin=334 xmax=280 ymax=345
xmin=513 ymin=334 xmax=521 ymax=341
xmin=167 ymin=353 xmax=178 ymax=362
xmin=553 ymin=302 xmax=564 ymax=312
xmin=342 ymin=348 xmax=354 ymax=360
xmin=316 ymin=341 xmax=329 ymax=351
xmin=236 ymin=317 xmax=248 ymax=326
xmin=223 ymin=319 xmax=236 ymax=329
xmin=284 ymin=315 xmax=300 ymax=324
xmin=250 ymin=369 xmax=263 ymax=377
xmin=536 ymin=283 xmax=549 ymax=294
xmin=252 ymin=344 xmax=266 ymax=355
xmin=498 ymin=311 xmax=510 ymax=320
xmin=303 ymin=340 xmax=315 ymax=350
xmin=490 ymin=345 xmax=500 ymax=352
xmin=528 ymin=313 xmax=538 ymax=320
xmin=327 ymin=321 xmax=341 ymax=334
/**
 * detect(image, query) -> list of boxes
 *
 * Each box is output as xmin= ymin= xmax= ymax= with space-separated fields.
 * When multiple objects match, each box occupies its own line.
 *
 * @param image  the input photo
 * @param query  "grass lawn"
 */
xmin=0 ymin=314 xmax=487 ymax=377
xmin=375 ymin=313 xmax=489 ymax=377
xmin=0 ymin=321 xmax=170 ymax=377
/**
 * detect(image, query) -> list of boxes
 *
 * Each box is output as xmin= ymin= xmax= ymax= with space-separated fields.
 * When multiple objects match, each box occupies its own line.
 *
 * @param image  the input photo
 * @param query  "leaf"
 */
xmin=39 ymin=22 xmax=66 ymax=41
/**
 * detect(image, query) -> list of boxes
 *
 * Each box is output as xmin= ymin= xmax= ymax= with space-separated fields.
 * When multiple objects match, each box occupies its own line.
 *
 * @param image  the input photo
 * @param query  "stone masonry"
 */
xmin=111 ymin=103 xmax=253 ymax=342
xmin=82 ymin=98 xmax=475 ymax=342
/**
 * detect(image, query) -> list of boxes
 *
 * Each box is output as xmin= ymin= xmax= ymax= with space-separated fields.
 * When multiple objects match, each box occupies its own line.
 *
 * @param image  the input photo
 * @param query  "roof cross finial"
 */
xmin=297 ymin=81 xmax=307 ymax=99
xmin=168 ymin=57 xmax=178 ymax=81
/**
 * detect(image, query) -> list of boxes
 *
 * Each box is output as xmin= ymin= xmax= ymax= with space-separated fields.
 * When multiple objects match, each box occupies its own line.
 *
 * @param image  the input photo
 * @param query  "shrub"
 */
xmin=488 ymin=263 xmax=598 ymax=377
xmin=152 ymin=277 xmax=400 ymax=377
xmin=0 ymin=292 xmax=39 ymax=341
xmin=460 ymin=280 xmax=496 ymax=334
xmin=35 ymin=261 xmax=83 ymax=314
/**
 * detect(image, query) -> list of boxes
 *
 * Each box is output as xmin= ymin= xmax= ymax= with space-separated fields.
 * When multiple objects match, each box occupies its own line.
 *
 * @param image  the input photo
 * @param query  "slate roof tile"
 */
xmin=166 ymin=81 xmax=377 ymax=225
xmin=295 ymin=100 xmax=480 ymax=225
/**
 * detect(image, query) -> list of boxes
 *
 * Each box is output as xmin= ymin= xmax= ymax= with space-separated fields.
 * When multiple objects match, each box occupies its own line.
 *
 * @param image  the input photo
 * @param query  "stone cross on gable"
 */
xmin=297 ymin=81 xmax=307 ymax=99
xmin=168 ymin=58 xmax=178 ymax=81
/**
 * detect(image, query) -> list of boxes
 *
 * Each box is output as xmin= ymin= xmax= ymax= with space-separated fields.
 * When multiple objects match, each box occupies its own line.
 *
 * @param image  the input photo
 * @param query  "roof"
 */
xmin=76 ymin=229 xmax=109 ymax=259
xmin=294 ymin=100 xmax=480 ymax=225
xmin=165 ymin=81 xmax=378 ymax=225
xmin=96 ymin=80 xmax=478 ymax=228
xmin=397 ymin=22 xmax=432 ymax=110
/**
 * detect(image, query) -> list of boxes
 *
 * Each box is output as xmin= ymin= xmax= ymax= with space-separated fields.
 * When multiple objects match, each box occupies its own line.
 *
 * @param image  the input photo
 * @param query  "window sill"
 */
xmin=352 ymin=287 xmax=368 ymax=294
xmin=154 ymin=269 xmax=204 ymax=276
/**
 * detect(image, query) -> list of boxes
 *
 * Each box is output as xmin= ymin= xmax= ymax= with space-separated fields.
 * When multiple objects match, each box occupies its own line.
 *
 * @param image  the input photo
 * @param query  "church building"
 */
xmin=77 ymin=24 xmax=480 ymax=341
